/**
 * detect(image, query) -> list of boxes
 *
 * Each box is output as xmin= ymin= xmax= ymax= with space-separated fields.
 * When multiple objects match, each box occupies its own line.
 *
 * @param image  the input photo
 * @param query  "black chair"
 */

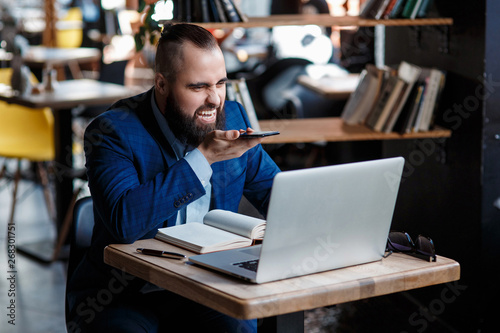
xmin=245 ymin=57 xmax=347 ymax=168
xmin=281 ymin=82 xmax=347 ymax=119
xmin=66 ymin=196 xmax=94 ymax=276
xmin=245 ymin=57 xmax=312 ymax=120
xmin=65 ymin=196 xmax=94 ymax=321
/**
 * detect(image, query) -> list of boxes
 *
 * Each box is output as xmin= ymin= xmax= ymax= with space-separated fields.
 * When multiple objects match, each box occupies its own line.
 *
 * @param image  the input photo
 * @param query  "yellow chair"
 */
xmin=56 ymin=7 xmax=84 ymax=48
xmin=0 ymin=68 xmax=56 ymax=226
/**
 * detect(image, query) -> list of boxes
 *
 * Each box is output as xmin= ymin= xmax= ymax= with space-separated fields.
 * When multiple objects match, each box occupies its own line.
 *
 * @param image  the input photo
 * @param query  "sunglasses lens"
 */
xmin=416 ymin=235 xmax=435 ymax=256
xmin=388 ymin=232 xmax=414 ymax=252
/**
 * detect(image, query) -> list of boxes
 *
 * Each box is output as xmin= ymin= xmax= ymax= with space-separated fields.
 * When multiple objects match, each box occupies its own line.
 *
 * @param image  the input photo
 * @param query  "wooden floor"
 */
xmin=0 ymin=158 xmax=462 ymax=333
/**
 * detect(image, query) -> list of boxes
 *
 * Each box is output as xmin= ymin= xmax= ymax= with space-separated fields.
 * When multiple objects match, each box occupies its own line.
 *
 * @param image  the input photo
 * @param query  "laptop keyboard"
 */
xmin=233 ymin=259 xmax=259 ymax=272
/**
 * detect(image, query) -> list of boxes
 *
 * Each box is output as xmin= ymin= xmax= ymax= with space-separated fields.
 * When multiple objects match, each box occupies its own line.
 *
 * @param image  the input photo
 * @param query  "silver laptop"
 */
xmin=189 ymin=157 xmax=405 ymax=284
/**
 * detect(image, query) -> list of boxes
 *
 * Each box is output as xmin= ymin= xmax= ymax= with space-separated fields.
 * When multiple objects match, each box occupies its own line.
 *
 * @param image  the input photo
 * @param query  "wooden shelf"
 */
xmin=165 ymin=14 xmax=453 ymax=29
xmin=258 ymin=117 xmax=451 ymax=145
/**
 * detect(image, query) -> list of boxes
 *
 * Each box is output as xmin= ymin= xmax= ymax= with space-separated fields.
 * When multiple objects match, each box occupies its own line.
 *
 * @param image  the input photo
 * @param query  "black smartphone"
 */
xmin=239 ymin=131 xmax=280 ymax=138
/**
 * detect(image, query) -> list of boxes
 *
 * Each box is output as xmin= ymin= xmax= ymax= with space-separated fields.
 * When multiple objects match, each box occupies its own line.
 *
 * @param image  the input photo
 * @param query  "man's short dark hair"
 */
xmin=155 ymin=23 xmax=219 ymax=81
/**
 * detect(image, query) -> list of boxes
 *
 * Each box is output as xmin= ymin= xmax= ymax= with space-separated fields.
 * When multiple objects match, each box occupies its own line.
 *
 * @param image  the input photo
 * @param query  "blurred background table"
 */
xmin=0 ymin=79 xmax=134 ymax=261
xmin=22 ymin=46 xmax=101 ymax=80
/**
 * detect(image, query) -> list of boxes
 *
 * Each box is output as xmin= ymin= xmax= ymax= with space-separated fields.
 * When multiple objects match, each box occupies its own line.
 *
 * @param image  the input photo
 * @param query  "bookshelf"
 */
xmin=170 ymin=13 xmax=453 ymax=29
xmin=165 ymin=13 xmax=453 ymax=140
xmin=171 ymin=13 xmax=453 ymax=140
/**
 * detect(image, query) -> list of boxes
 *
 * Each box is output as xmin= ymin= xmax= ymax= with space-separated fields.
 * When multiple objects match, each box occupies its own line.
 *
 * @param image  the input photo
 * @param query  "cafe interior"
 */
xmin=0 ymin=0 xmax=498 ymax=332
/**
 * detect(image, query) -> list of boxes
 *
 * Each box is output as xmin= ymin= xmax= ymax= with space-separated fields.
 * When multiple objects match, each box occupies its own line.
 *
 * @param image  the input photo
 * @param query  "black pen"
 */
xmin=136 ymin=248 xmax=186 ymax=260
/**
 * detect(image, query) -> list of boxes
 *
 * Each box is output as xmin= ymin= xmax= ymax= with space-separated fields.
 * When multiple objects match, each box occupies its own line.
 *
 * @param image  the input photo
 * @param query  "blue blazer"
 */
xmin=67 ymin=88 xmax=280 ymax=310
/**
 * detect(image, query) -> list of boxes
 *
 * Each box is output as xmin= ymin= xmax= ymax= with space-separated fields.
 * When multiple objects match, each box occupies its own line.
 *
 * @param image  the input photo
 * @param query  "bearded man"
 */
xmin=66 ymin=23 xmax=280 ymax=332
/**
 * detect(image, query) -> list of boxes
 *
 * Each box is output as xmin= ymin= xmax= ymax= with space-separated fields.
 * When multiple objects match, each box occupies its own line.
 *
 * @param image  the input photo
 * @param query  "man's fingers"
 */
xmin=199 ymin=129 xmax=263 ymax=164
xmin=212 ymin=130 xmax=240 ymax=140
xmin=227 ymin=130 xmax=240 ymax=140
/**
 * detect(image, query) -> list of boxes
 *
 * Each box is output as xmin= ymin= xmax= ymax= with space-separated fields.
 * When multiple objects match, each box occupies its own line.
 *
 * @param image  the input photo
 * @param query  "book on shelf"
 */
xmin=231 ymin=0 xmax=248 ymax=22
xmin=226 ymin=80 xmax=236 ymax=101
xmin=185 ymin=0 xmax=192 ymax=22
xmin=206 ymin=0 xmax=219 ymax=22
xmin=340 ymin=69 xmax=370 ymax=124
xmin=236 ymin=79 xmax=261 ymax=130
xmin=357 ymin=0 xmax=434 ymax=19
xmin=212 ymin=0 xmax=228 ymax=22
xmin=381 ymin=0 xmax=400 ymax=19
xmin=191 ymin=0 xmax=203 ymax=22
xmin=382 ymin=78 xmax=409 ymax=133
xmin=230 ymin=80 xmax=245 ymax=106
xmin=360 ymin=0 xmax=390 ymax=19
xmin=200 ymin=0 xmax=211 ymax=22
xmin=414 ymin=68 xmax=446 ymax=131
xmin=155 ymin=209 xmax=265 ymax=254
xmin=172 ymin=0 xmax=246 ymax=23
xmin=226 ymin=79 xmax=261 ymax=130
xmin=401 ymin=0 xmax=423 ymax=19
xmin=416 ymin=0 xmax=434 ymax=18
xmin=365 ymin=74 xmax=407 ymax=132
xmin=382 ymin=61 xmax=422 ymax=133
xmin=377 ymin=0 xmax=395 ymax=19
xmin=410 ymin=73 xmax=429 ymax=132
xmin=387 ymin=0 xmax=433 ymax=19
xmin=392 ymin=82 xmax=425 ymax=133
xmin=173 ymin=0 xmax=184 ymax=22
xmin=341 ymin=64 xmax=391 ymax=125
xmin=190 ymin=0 xmax=211 ymax=22
xmin=219 ymin=0 xmax=242 ymax=22
xmin=411 ymin=0 xmax=425 ymax=19
xmin=387 ymin=0 xmax=408 ymax=18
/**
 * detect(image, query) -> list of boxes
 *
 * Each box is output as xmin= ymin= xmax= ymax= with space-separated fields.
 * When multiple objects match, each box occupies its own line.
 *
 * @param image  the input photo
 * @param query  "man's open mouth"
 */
xmin=197 ymin=110 xmax=217 ymax=123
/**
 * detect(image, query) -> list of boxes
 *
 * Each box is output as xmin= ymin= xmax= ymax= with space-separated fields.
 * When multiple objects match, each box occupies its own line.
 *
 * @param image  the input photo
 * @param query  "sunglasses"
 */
xmin=385 ymin=231 xmax=436 ymax=262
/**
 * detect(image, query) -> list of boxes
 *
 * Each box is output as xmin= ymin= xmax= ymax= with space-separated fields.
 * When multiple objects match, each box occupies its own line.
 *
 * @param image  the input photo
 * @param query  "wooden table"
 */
xmin=23 ymin=46 xmax=101 ymax=68
xmin=0 ymin=79 xmax=134 ymax=261
xmin=258 ymin=117 xmax=452 ymax=145
xmin=104 ymin=239 xmax=460 ymax=332
xmin=0 ymin=79 xmax=133 ymax=109
xmin=22 ymin=46 xmax=101 ymax=79
xmin=297 ymin=74 xmax=360 ymax=100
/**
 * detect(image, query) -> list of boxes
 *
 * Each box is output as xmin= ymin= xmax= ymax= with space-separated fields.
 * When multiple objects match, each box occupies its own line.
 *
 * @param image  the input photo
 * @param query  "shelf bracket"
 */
xmin=409 ymin=26 xmax=422 ymax=50
xmin=436 ymin=25 xmax=451 ymax=54
xmin=411 ymin=137 xmax=448 ymax=165
xmin=409 ymin=25 xmax=450 ymax=55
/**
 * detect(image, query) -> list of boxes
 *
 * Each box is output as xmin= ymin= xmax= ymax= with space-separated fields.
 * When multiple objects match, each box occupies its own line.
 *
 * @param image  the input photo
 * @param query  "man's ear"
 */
xmin=154 ymin=72 xmax=169 ymax=96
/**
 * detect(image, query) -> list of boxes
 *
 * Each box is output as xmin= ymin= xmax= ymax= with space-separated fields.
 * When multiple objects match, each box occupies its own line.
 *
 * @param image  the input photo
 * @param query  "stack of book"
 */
xmin=173 ymin=0 xmax=248 ymax=23
xmin=341 ymin=61 xmax=446 ymax=134
xmin=226 ymin=78 xmax=261 ymax=131
xmin=360 ymin=0 xmax=434 ymax=19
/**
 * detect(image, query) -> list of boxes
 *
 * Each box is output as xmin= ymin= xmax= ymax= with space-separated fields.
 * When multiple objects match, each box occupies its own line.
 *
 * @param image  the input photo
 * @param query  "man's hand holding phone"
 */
xmin=198 ymin=128 xmax=279 ymax=164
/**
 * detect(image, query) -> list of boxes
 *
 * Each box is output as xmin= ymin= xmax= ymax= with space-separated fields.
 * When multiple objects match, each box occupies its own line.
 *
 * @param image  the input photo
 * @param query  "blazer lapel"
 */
xmin=134 ymin=88 xmax=177 ymax=167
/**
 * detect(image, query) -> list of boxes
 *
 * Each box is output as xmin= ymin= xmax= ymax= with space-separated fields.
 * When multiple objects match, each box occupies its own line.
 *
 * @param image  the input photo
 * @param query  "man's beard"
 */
xmin=163 ymin=95 xmax=226 ymax=146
